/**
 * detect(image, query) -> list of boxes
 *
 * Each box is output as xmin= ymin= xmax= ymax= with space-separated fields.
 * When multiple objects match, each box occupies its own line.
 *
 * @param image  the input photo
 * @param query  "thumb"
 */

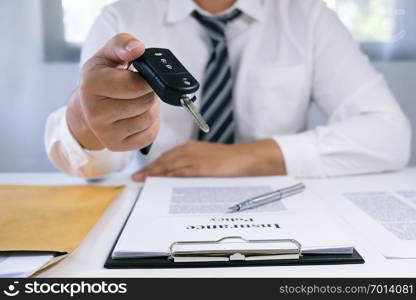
xmin=95 ymin=33 xmax=145 ymax=66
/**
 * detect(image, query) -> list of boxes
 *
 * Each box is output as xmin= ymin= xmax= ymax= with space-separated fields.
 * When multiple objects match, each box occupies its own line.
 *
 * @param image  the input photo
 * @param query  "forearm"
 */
xmin=315 ymin=112 xmax=411 ymax=177
xmin=274 ymin=109 xmax=411 ymax=179
xmin=235 ymin=139 xmax=287 ymax=176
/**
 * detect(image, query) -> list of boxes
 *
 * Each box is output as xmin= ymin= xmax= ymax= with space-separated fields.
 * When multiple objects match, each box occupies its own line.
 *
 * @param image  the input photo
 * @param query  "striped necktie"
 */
xmin=192 ymin=9 xmax=242 ymax=144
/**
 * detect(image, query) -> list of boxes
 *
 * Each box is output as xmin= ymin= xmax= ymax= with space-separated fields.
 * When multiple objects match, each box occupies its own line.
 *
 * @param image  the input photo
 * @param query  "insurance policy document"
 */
xmin=113 ymin=177 xmax=355 ymax=258
xmin=339 ymin=189 xmax=416 ymax=258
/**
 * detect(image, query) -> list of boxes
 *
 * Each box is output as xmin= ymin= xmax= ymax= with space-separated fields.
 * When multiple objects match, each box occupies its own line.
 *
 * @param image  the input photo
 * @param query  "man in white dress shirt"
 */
xmin=45 ymin=0 xmax=411 ymax=180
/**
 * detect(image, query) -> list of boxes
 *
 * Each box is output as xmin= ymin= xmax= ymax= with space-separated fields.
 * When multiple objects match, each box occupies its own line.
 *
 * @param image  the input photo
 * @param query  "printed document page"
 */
xmin=339 ymin=189 xmax=416 ymax=258
xmin=113 ymin=177 xmax=355 ymax=258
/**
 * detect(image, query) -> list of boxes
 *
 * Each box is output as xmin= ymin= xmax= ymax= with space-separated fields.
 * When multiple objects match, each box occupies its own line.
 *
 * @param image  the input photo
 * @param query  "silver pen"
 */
xmin=228 ymin=183 xmax=306 ymax=212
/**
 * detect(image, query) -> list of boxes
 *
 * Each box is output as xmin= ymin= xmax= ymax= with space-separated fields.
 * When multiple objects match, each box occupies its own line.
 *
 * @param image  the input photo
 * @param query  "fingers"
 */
xmin=165 ymin=168 xmax=194 ymax=177
xmin=132 ymin=163 xmax=192 ymax=181
xmin=118 ymin=117 xmax=160 ymax=151
xmin=139 ymin=143 xmax=190 ymax=173
xmin=142 ymin=157 xmax=191 ymax=177
xmin=113 ymin=97 xmax=160 ymax=139
xmin=80 ymin=66 xmax=152 ymax=99
xmin=81 ymin=33 xmax=150 ymax=99
xmin=84 ymin=94 xmax=160 ymax=151
xmin=99 ymin=116 xmax=160 ymax=152
xmin=94 ymin=33 xmax=145 ymax=66
xmin=83 ymin=92 xmax=157 ymax=124
xmin=145 ymin=147 xmax=186 ymax=169
xmin=131 ymin=142 xmax=199 ymax=181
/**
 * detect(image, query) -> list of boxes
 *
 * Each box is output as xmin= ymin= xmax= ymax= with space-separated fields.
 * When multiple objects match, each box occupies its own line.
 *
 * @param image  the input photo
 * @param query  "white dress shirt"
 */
xmin=45 ymin=0 xmax=412 ymax=178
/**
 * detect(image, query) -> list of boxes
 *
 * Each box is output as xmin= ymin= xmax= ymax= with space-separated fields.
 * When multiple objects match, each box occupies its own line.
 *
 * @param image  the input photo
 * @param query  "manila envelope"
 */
xmin=0 ymin=185 xmax=124 ymax=253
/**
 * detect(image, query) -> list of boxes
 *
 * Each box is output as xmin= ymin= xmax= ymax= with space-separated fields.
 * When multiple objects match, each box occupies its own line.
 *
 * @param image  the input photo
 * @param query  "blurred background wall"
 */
xmin=0 ymin=0 xmax=78 ymax=172
xmin=0 ymin=0 xmax=415 ymax=172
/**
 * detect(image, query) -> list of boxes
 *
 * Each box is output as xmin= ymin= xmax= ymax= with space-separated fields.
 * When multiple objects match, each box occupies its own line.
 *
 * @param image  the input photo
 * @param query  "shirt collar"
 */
xmin=166 ymin=0 xmax=264 ymax=24
xmin=235 ymin=0 xmax=264 ymax=21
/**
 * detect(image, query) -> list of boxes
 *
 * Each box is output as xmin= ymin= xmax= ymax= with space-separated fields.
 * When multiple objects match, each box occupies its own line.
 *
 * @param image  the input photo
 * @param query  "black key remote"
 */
xmin=129 ymin=48 xmax=210 ymax=155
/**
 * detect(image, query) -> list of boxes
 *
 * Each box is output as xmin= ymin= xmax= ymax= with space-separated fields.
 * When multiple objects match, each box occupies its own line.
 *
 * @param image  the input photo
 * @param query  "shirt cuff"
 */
xmin=273 ymin=131 xmax=324 ymax=178
xmin=58 ymin=108 xmax=90 ymax=168
xmin=57 ymin=108 xmax=132 ymax=177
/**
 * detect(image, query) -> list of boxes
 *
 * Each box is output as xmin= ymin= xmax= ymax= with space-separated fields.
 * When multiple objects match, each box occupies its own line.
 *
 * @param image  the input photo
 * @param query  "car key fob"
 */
xmin=129 ymin=48 xmax=210 ymax=155
xmin=132 ymin=48 xmax=200 ymax=106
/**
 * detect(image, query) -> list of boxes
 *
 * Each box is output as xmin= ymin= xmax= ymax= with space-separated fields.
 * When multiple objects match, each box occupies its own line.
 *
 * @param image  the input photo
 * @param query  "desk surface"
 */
xmin=2 ymin=169 xmax=416 ymax=278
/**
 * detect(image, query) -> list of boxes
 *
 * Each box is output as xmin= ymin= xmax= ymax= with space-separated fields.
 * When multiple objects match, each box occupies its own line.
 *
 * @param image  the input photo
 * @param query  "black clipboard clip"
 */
xmin=168 ymin=236 xmax=302 ymax=263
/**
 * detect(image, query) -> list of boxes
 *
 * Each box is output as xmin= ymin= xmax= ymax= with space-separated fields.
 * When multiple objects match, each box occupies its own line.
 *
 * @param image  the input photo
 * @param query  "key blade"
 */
xmin=180 ymin=96 xmax=210 ymax=133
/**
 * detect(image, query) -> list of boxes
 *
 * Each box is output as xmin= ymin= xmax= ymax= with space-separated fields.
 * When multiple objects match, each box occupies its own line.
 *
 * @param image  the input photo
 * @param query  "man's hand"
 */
xmin=67 ymin=33 xmax=160 ymax=151
xmin=132 ymin=139 xmax=286 ymax=181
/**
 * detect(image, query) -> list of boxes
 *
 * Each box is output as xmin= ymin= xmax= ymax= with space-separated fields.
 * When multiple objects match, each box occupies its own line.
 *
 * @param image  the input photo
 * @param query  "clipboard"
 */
xmin=104 ymin=185 xmax=364 ymax=269
xmin=105 ymin=233 xmax=364 ymax=269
